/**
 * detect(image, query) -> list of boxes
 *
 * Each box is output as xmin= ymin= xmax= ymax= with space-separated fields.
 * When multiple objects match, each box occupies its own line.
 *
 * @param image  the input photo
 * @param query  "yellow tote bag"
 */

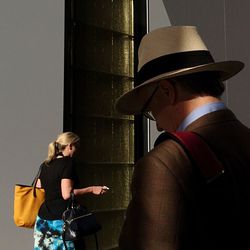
xmin=14 ymin=166 xmax=45 ymax=228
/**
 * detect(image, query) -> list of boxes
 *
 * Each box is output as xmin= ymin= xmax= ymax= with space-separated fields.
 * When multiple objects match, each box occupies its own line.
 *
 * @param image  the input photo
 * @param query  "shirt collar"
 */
xmin=177 ymin=101 xmax=227 ymax=131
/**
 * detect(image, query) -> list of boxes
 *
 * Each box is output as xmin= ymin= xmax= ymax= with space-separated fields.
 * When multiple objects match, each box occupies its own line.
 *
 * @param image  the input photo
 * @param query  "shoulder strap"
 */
xmin=31 ymin=164 xmax=43 ymax=197
xmin=164 ymin=131 xmax=225 ymax=183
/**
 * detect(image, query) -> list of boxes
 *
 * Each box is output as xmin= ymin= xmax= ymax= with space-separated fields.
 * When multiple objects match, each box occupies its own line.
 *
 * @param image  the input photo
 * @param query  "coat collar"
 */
xmin=185 ymin=109 xmax=238 ymax=131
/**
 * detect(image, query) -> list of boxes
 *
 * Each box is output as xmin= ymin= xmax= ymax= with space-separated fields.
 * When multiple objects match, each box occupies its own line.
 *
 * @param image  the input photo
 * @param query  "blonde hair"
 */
xmin=45 ymin=132 xmax=80 ymax=164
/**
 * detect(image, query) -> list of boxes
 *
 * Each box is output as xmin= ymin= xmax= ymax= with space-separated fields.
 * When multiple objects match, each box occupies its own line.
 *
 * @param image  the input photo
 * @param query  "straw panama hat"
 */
xmin=115 ymin=25 xmax=244 ymax=115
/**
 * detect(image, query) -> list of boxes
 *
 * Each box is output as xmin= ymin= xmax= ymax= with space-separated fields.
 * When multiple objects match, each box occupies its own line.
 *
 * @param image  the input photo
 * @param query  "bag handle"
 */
xmin=164 ymin=131 xmax=225 ymax=183
xmin=65 ymin=191 xmax=77 ymax=209
xmin=31 ymin=164 xmax=43 ymax=197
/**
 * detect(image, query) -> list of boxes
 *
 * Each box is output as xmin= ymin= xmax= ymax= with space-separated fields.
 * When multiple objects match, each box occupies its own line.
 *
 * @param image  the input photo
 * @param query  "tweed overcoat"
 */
xmin=119 ymin=109 xmax=250 ymax=250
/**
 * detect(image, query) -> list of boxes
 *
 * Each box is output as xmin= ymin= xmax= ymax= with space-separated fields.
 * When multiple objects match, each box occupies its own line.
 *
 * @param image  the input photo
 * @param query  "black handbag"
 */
xmin=62 ymin=192 xmax=102 ymax=249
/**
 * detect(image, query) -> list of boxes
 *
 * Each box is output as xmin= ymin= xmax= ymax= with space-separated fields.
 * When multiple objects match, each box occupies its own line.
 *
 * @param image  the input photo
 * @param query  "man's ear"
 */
xmin=159 ymin=79 xmax=176 ymax=104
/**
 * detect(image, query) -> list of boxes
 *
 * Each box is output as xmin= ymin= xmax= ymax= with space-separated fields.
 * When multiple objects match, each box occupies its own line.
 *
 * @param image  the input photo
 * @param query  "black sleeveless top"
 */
xmin=38 ymin=156 xmax=75 ymax=220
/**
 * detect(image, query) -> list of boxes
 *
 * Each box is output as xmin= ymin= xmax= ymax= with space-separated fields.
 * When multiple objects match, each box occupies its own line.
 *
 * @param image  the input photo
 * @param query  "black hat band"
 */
xmin=136 ymin=50 xmax=215 ymax=85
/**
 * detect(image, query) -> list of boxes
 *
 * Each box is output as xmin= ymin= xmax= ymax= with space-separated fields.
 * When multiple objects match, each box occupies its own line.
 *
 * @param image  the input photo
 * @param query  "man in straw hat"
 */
xmin=116 ymin=26 xmax=250 ymax=249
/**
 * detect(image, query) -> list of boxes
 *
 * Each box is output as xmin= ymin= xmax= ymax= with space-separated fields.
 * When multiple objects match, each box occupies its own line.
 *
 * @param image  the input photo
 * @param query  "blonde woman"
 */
xmin=34 ymin=132 xmax=108 ymax=250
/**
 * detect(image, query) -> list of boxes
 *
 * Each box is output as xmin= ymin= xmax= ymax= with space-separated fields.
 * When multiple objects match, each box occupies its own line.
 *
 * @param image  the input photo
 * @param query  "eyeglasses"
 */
xmin=141 ymin=85 xmax=159 ymax=121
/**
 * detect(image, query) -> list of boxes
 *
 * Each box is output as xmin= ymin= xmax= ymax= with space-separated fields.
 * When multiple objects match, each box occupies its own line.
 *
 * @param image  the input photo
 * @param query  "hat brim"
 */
xmin=115 ymin=60 xmax=244 ymax=115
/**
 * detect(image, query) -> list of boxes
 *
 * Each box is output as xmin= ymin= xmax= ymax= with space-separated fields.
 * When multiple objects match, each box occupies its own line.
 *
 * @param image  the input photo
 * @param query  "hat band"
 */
xmin=136 ymin=50 xmax=214 ymax=84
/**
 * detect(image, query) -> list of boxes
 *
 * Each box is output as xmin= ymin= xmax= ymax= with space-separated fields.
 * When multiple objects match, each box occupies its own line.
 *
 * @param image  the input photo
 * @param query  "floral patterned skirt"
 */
xmin=34 ymin=216 xmax=75 ymax=250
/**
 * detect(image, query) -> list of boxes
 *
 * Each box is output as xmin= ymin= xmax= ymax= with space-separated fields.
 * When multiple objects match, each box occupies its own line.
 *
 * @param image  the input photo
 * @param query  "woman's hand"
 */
xmin=92 ymin=186 xmax=109 ymax=195
xmin=74 ymin=185 xmax=109 ymax=196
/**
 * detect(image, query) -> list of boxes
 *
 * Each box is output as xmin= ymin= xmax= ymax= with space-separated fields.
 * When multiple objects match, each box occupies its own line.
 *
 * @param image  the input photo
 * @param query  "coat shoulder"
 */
xmin=137 ymin=138 xmax=193 ymax=192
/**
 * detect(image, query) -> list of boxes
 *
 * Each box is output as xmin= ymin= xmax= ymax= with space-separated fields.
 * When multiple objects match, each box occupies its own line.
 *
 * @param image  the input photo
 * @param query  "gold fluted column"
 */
xmin=71 ymin=0 xmax=134 ymax=249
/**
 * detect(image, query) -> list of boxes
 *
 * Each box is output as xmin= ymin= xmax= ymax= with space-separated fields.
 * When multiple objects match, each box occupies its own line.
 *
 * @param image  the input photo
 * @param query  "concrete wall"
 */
xmin=0 ymin=1 xmax=64 ymax=249
xmin=148 ymin=0 xmax=250 ymax=149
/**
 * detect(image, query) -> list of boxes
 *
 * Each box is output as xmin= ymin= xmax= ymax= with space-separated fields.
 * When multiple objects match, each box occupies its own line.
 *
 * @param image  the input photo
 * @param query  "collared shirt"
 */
xmin=177 ymin=102 xmax=227 ymax=131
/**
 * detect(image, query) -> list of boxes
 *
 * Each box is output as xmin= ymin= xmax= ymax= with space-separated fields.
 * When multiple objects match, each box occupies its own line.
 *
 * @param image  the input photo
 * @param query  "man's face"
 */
xmin=149 ymin=79 xmax=176 ymax=132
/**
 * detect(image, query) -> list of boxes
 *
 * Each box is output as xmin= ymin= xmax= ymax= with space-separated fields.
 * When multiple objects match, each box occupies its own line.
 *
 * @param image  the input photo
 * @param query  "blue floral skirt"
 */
xmin=34 ymin=216 xmax=75 ymax=250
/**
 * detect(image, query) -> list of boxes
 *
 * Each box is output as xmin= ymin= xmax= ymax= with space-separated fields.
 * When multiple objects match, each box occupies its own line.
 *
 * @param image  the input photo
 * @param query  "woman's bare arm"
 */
xmin=61 ymin=178 xmax=109 ymax=200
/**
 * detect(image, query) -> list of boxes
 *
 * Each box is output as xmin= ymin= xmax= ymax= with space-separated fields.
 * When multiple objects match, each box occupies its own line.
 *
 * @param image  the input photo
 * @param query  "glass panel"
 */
xmin=75 ymin=25 xmax=134 ymax=77
xmin=75 ymin=117 xmax=134 ymax=164
xmin=84 ymin=210 xmax=127 ymax=249
xmin=74 ymin=70 xmax=133 ymax=119
xmin=75 ymin=163 xmax=133 ymax=210
xmin=75 ymin=0 xmax=134 ymax=35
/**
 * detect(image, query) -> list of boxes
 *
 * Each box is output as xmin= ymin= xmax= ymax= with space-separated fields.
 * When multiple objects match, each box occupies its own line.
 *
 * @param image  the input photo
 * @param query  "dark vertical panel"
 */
xmin=134 ymin=0 xmax=147 ymax=161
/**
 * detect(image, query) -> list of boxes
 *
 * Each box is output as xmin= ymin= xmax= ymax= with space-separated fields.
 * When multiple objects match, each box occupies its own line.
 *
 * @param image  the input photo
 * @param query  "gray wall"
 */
xmin=148 ymin=0 xmax=171 ymax=148
xmin=149 ymin=0 xmax=250 ymax=149
xmin=0 ymin=1 xmax=64 ymax=249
